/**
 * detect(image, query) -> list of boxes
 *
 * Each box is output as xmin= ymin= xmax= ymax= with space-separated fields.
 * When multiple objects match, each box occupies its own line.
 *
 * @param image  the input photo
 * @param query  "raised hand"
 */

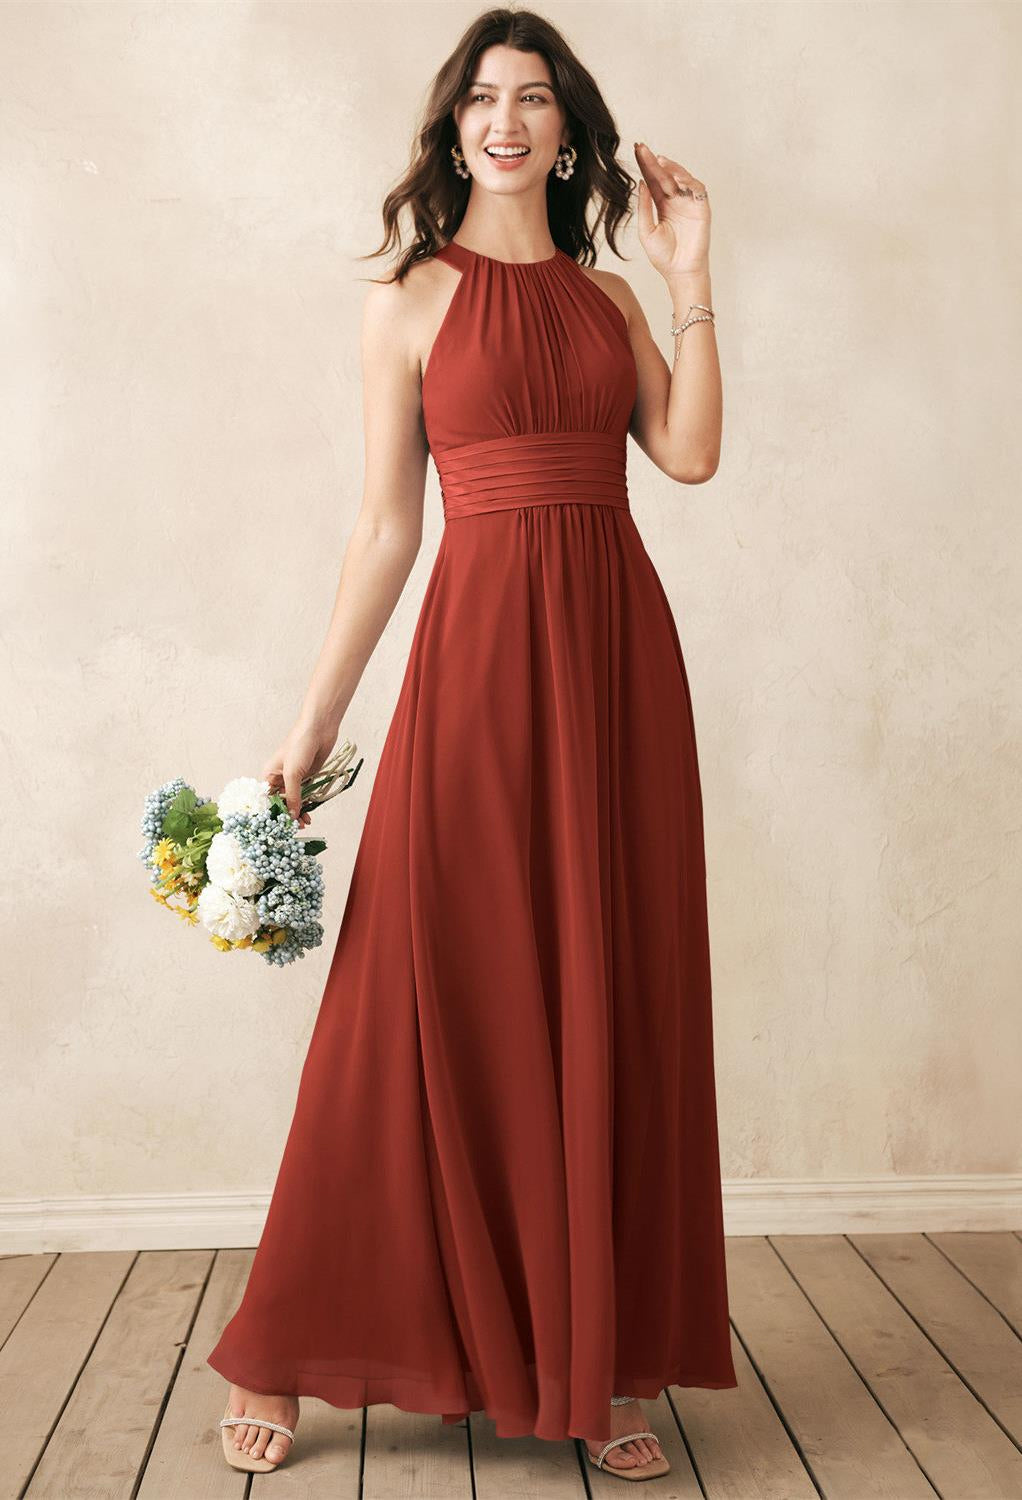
xmin=633 ymin=141 xmax=711 ymax=280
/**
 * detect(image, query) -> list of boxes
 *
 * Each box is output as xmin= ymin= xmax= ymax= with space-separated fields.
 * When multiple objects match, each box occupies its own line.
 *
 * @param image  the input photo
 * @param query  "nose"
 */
xmin=492 ymin=102 xmax=524 ymax=135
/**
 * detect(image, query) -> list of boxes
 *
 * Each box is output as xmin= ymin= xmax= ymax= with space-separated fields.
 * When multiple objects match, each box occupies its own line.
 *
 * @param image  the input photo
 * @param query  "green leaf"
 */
xmin=162 ymin=809 xmax=191 ymax=842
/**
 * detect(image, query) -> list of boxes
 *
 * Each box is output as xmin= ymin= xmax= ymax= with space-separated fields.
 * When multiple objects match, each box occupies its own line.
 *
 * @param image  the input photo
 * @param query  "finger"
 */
xmin=640 ymin=153 xmax=677 ymax=208
xmin=654 ymin=152 xmax=697 ymax=180
xmin=283 ymin=767 xmax=303 ymax=820
xmin=634 ymin=142 xmax=676 ymax=211
xmin=633 ymin=140 xmax=662 ymax=187
xmin=655 ymin=153 xmax=706 ymax=197
xmin=635 ymin=177 xmax=657 ymax=241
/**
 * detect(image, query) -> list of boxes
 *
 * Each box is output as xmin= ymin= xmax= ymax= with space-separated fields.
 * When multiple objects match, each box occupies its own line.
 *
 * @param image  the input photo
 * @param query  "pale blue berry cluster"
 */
xmin=222 ymin=807 xmax=326 ymax=965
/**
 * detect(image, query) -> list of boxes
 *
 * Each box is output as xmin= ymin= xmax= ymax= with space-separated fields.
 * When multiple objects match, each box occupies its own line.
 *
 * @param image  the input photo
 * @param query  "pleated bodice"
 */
xmin=422 ymin=241 xmax=638 ymax=522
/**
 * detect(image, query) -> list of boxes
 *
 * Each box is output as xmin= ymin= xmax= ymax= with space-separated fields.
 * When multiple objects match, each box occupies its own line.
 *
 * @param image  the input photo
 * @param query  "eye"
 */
xmin=468 ymin=91 xmax=551 ymax=103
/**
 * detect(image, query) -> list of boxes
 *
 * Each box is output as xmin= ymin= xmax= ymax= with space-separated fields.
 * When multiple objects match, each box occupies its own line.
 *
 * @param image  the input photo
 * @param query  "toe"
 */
xmin=266 ymin=1437 xmax=291 ymax=1463
xmin=601 ymin=1444 xmax=638 ymax=1468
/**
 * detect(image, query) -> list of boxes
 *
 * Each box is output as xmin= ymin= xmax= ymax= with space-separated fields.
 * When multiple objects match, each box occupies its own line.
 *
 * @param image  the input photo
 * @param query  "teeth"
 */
xmin=486 ymin=146 xmax=529 ymax=157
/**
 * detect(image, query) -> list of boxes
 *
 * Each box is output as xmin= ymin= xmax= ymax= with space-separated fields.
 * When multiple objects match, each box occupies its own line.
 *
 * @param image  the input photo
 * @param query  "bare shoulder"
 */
xmin=360 ymin=269 xmax=416 ymax=349
xmin=574 ymin=262 xmax=643 ymax=328
xmin=361 ymin=255 xmax=461 ymax=378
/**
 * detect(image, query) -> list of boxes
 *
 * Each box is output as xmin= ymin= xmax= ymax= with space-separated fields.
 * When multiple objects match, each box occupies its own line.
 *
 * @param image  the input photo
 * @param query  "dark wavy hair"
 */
xmin=360 ymin=6 xmax=635 ymax=284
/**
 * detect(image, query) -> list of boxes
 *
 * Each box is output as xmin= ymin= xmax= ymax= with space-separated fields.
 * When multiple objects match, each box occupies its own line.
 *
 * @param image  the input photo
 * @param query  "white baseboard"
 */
xmin=721 ymin=1173 xmax=1022 ymax=1236
xmin=2 ymin=1175 xmax=1020 ymax=1254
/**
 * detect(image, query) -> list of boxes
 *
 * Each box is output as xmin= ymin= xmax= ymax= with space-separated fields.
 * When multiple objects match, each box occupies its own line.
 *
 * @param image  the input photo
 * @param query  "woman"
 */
xmin=209 ymin=6 xmax=736 ymax=1482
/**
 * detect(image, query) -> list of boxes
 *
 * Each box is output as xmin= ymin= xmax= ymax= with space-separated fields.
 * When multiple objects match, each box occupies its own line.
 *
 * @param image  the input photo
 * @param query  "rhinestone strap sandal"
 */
xmin=219 ymin=1404 xmax=296 ymax=1472
xmin=584 ymin=1398 xmax=671 ymax=1482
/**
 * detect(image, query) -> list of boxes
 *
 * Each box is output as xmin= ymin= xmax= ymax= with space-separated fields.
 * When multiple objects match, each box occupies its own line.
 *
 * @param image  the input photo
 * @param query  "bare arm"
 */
xmin=619 ymin=268 xmax=721 ymax=483
xmin=264 ymin=273 xmax=429 ymax=820
xmin=607 ymin=141 xmax=721 ymax=484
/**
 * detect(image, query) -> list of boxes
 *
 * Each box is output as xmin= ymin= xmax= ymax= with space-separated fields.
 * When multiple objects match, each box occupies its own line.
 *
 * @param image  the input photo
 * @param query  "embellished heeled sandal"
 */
xmin=219 ymin=1404 xmax=296 ymax=1472
xmin=583 ymin=1396 xmax=671 ymax=1482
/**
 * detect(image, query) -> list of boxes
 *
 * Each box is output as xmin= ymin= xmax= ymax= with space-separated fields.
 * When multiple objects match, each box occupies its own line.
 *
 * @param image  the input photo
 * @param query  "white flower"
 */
xmin=217 ymin=776 xmax=272 ymax=819
xmin=206 ymin=831 xmax=265 ymax=896
xmin=197 ymin=883 xmax=261 ymax=942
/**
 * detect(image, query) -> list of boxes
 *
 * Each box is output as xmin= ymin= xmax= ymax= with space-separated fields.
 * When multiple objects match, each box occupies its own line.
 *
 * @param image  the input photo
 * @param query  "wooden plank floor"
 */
xmin=2 ymin=1232 xmax=1020 ymax=1498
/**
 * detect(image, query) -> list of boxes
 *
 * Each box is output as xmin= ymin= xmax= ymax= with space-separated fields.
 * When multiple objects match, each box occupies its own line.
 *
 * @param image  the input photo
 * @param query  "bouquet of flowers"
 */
xmin=137 ymin=741 xmax=363 ymax=965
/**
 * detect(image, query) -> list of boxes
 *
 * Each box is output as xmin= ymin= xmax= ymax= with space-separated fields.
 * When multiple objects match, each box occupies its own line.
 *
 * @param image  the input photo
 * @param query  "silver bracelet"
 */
xmin=670 ymin=303 xmax=715 ymax=337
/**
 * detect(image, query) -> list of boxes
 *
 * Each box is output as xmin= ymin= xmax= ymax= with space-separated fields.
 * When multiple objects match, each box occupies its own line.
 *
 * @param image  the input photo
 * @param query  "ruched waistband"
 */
xmin=434 ymin=431 xmax=629 ymax=522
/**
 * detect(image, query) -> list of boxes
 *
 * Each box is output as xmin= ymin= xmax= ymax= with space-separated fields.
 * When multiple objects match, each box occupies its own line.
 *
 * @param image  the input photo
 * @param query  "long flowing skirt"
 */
xmin=207 ymin=502 xmax=737 ymax=1440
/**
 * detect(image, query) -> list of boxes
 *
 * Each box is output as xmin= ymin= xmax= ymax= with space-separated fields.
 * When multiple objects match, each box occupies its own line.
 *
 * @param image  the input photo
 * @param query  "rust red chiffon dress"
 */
xmin=207 ymin=237 xmax=737 ymax=1440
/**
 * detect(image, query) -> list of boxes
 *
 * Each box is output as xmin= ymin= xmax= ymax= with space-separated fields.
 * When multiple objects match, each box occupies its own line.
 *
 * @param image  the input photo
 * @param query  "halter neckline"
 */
xmin=441 ymin=239 xmax=562 ymax=269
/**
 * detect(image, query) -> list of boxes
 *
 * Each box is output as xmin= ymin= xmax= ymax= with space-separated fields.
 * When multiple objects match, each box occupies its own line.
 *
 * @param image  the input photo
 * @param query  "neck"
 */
xmin=453 ymin=200 xmax=555 ymax=264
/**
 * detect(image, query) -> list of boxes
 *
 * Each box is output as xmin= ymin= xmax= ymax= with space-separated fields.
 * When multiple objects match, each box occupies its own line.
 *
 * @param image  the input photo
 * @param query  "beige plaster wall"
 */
xmin=2 ymin=0 xmax=1018 ymax=1207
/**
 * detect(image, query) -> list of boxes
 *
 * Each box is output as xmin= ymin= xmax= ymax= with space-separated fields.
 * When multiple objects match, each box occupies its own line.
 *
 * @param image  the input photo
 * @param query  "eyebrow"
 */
xmin=468 ymin=80 xmax=554 ymax=90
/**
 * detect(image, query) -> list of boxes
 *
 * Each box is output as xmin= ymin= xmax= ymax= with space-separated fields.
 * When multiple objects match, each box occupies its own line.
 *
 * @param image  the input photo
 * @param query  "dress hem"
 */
xmin=206 ymin=1348 xmax=738 ymax=1441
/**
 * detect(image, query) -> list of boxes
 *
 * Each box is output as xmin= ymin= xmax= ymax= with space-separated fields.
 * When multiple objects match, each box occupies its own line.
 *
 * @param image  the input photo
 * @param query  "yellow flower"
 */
xmin=210 ymin=935 xmax=233 ymax=951
xmin=251 ymin=937 xmax=272 ymax=952
xmin=154 ymin=842 xmax=180 ymax=874
xmin=272 ymin=928 xmax=288 ymax=945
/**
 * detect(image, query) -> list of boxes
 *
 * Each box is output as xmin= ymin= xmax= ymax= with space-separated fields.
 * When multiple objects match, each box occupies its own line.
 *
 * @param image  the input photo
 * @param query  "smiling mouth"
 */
xmin=485 ymin=145 xmax=530 ymax=159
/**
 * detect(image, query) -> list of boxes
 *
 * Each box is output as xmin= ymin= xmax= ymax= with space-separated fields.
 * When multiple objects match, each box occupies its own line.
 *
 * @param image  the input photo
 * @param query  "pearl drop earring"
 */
xmin=553 ymin=145 xmax=577 ymax=180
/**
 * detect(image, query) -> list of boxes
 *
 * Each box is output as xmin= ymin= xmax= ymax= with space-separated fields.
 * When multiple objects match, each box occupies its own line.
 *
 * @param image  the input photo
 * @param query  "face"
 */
xmin=452 ymin=44 xmax=568 ymax=191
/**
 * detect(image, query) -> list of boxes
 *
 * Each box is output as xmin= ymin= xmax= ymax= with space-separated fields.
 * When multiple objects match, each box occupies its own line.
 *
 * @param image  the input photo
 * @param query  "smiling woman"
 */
xmin=206 ymin=3 xmax=728 ymax=1481
xmin=359 ymin=17 xmax=636 ymax=273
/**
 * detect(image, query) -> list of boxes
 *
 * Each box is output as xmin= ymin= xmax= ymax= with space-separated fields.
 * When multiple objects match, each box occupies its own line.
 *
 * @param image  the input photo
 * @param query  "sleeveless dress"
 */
xmin=206 ymin=239 xmax=737 ymax=1441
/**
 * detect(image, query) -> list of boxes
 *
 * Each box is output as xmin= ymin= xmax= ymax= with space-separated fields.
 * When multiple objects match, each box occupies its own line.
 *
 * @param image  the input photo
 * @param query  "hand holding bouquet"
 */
xmin=138 ymin=740 xmax=363 ymax=965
